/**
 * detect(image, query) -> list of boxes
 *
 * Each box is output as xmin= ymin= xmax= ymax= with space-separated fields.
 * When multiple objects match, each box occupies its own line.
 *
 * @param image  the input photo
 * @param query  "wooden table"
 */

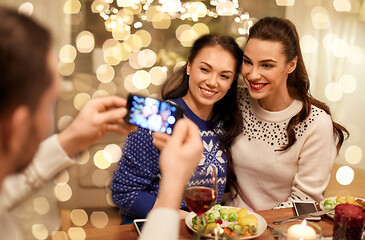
xmin=84 ymin=207 xmax=335 ymax=239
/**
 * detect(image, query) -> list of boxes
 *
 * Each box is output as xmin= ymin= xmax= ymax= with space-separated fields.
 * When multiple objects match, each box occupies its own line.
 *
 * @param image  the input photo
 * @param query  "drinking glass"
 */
xmin=184 ymin=164 xmax=218 ymax=240
xmin=332 ymin=203 xmax=365 ymax=240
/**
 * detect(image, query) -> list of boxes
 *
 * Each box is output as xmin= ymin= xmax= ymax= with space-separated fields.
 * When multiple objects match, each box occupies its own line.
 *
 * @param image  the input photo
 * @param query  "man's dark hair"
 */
xmin=0 ymin=7 xmax=52 ymax=119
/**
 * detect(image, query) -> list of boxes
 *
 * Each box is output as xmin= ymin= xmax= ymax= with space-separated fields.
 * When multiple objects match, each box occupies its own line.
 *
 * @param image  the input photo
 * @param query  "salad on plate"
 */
xmin=320 ymin=195 xmax=365 ymax=219
xmin=185 ymin=204 xmax=267 ymax=239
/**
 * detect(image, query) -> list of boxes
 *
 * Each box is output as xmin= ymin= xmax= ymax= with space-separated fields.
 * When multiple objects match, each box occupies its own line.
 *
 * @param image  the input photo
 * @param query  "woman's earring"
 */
xmin=187 ymin=72 xmax=190 ymax=75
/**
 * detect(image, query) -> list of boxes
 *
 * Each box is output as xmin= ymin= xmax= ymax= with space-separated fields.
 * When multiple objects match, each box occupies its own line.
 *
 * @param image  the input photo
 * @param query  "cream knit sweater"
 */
xmin=228 ymin=88 xmax=336 ymax=211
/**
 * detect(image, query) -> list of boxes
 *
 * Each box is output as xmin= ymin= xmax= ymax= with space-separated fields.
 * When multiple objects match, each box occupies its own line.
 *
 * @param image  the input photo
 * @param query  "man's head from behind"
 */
xmin=0 ymin=8 xmax=60 ymax=180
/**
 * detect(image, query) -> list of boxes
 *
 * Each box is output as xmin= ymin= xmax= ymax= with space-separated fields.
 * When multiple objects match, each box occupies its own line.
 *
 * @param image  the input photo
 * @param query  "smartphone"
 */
xmin=125 ymin=94 xmax=184 ymax=134
xmin=293 ymin=201 xmax=321 ymax=221
xmin=133 ymin=219 xmax=147 ymax=235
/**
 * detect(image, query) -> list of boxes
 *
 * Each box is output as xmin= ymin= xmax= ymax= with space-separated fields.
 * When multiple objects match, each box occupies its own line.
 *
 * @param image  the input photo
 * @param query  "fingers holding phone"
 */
xmin=152 ymin=132 xmax=170 ymax=150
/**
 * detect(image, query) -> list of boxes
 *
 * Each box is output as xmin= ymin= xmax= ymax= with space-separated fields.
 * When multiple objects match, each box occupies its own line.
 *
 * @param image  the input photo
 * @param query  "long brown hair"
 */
xmin=247 ymin=17 xmax=348 ymax=153
xmin=162 ymin=34 xmax=243 ymax=196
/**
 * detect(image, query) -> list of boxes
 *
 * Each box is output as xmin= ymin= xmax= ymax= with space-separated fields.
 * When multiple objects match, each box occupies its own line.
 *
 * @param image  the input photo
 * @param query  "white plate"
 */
xmin=319 ymin=196 xmax=365 ymax=219
xmin=185 ymin=206 xmax=267 ymax=239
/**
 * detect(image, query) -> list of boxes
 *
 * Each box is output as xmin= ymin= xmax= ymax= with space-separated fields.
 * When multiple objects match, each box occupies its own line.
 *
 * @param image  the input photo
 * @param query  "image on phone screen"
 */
xmin=125 ymin=94 xmax=184 ymax=134
xmin=293 ymin=201 xmax=321 ymax=221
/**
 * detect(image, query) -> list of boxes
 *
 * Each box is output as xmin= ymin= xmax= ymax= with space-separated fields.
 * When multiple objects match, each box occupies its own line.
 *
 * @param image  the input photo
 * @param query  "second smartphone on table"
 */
xmin=293 ymin=201 xmax=321 ymax=221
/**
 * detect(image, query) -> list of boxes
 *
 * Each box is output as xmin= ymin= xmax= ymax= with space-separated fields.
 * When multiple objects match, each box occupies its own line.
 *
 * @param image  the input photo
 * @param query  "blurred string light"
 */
xmin=90 ymin=211 xmax=109 ymax=228
xmin=94 ymin=150 xmax=112 ymax=169
xmin=64 ymin=0 xmax=82 ymax=14
xmin=300 ymin=35 xmax=318 ymax=53
xmin=59 ymin=45 xmax=78 ymax=69
xmin=32 ymin=224 xmax=48 ymax=240
xmin=311 ymin=6 xmax=330 ymax=29
xmin=54 ymin=183 xmax=72 ymax=202
xmin=176 ymin=22 xmax=211 ymax=47
xmin=18 ymin=2 xmax=34 ymax=16
xmin=319 ymin=32 xmax=362 ymax=103
xmin=67 ymin=227 xmax=86 ymax=240
xmin=325 ymin=82 xmax=343 ymax=102
xmin=56 ymin=0 xmax=255 ymax=106
xmin=54 ymin=170 xmax=70 ymax=185
xmin=133 ymin=70 xmax=151 ymax=89
xmin=70 ymin=209 xmax=89 ymax=226
xmin=96 ymin=64 xmax=115 ymax=83
xmin=336 ymin=166 xmax=354 ymax=185
xmin=51 ymin=231 xmax=68 ymax=239
xmin=104 ymin=144 xmax=122 ymax=163
xmin=88 ymin=0 xmax=255 ymax=55
xmin=58 ymin=61 xmax=75 ymax=77
xmin=91 ymin=0 xmax=246 ymax=25
xmin=345 ymin=145 xmax=363 ymax=165
xmin=150 ymin=66 xmax=167 ymax=85
xmin=276 ymin=0 xmax=295 ymax=6
xmin=92 ymin=89 xmax=110 ymax=98
xmin=331 ymin=39 xmax=350 ymax=58
xmin=73 ymin=92 xmax=91 ymax=110
xmin=77 ymin=151 xmax=90 ymax=165
xmin=57 ymin=115 xmax=74 ymax=131
xmin=339 ymin=74 xmax=357 ymax=94
xmin=322 ymin=33 xmax=352 ymax=58
xmin=333 ymin=0 xmax=351 ymax=12
xmin=33 ymin=197 xmax=50 ymax=215
xmin=76 ymin=31 xmax=95 ymax=53
xmin=106 ymin=190 xmax=116 ymax=206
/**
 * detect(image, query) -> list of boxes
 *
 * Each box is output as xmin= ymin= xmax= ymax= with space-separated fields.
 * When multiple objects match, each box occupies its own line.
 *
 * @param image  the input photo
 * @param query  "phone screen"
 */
xmin=125 ymin=94 xmax=184 ymax=134
xmin=293 ymin=202 xmax=321 ymax=221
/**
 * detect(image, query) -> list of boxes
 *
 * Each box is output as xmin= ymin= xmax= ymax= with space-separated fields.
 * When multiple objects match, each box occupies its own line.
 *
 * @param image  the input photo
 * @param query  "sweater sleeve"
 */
xmin=275 ymin=113 xmax=336 ymax=208
xmin=111 ymin=128 xmax=161 ymax=219
xmin=1 ymin=134 xmax=75 ymax=210
xmin=138 ymin=208 xmax=180 ymax=240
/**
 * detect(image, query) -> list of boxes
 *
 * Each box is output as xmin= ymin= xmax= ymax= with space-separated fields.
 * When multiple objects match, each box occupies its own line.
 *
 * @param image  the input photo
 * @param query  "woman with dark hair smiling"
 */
xmin=227 ymin=17 xmax=349 ymax=211
xmin=111 ymin=34 xmax=244 ymax=223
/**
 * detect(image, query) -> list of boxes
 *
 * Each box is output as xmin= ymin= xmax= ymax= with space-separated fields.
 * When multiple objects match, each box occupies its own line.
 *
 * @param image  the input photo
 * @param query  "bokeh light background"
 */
xmin=1 ymin=0 xmax=365 ymax=239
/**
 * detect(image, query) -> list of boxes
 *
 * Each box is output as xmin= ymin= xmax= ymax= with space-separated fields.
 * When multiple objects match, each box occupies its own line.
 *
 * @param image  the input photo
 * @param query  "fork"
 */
xmin=267 ymin=224 xmax=279 ymax=238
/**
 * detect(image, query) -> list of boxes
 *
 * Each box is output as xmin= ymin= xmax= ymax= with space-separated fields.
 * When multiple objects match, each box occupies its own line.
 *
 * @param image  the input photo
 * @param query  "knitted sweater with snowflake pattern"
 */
xmin=111 ymin=98 xmax=227 ymax=224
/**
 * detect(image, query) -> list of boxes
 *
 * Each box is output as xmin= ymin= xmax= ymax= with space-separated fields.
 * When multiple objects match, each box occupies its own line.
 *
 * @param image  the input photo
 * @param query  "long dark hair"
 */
xmin=247 ymin=17 xmax=348 ymax=153
xmin=161 ymin=34 xmax=244 ymax=196
xmin=0 ymin=7 xmax=52 ymax=118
